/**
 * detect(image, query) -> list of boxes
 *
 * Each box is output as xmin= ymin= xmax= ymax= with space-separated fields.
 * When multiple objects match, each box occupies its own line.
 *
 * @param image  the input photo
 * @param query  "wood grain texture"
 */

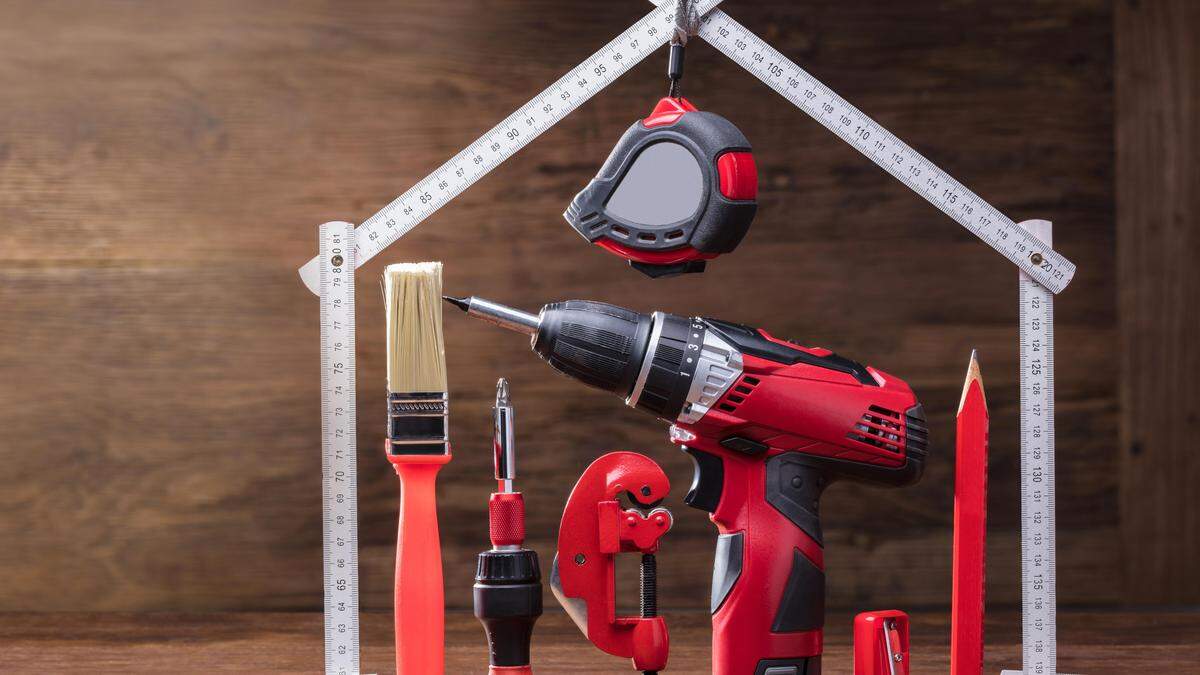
xmin=0 ymin=0 xmax=1121 ymax=612
xmin=1116 ymin=0 xmax=1200 ymax=604
xmin=0 ymin=610 xmax=1197 ymax=674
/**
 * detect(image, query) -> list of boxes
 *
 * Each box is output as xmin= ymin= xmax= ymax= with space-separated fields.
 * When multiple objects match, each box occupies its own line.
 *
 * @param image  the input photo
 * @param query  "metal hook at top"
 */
xmin=667 ymin=0 xmax=698 ymax=98
xmin=671 ymin=0 xmax=699 ymax=47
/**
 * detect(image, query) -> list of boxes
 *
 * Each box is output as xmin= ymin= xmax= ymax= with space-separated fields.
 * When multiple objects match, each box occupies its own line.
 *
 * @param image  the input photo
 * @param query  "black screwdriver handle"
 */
xmin=474 ymin=549 xmax=542 ymax=673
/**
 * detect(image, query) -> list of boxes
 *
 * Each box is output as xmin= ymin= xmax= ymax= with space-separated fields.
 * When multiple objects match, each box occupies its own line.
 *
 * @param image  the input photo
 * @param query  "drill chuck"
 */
xmin=531 ymin=302 xmax=703 ymax=420
xmin=446 ymin=296 xmax=703 ymax=422
xmin=532 ymin=300 xmax=653 ymax=398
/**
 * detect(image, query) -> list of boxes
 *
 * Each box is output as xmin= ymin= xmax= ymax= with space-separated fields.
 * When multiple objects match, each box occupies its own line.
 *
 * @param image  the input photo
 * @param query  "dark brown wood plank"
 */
xmin=0 ymin=610 xmax=1196 ymax=674
xmin=0 ymin=0 xmax=1117 ymax=612
xmin=1115 ymin=0 xmax=1200 ymax=604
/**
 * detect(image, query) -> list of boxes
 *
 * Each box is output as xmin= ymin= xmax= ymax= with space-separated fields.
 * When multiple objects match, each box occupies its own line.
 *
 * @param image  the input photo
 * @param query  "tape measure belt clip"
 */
xmin=564 ymin=96 xmax=757 ymax=277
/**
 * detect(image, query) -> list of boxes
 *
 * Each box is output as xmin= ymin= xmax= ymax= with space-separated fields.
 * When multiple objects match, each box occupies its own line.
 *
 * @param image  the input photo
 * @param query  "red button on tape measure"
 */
xmin=564 ymin=97 xmax=758 ymax=277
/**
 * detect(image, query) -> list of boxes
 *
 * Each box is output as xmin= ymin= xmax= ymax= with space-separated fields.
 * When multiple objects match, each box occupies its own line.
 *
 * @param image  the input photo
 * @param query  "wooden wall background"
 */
xmin=0 ymin=0 xmax=1190 ymax=613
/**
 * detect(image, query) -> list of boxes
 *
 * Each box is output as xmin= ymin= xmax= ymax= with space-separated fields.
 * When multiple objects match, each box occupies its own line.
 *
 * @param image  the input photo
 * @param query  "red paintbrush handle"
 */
xmin=393 ymin=459 xmax=449 ymax=675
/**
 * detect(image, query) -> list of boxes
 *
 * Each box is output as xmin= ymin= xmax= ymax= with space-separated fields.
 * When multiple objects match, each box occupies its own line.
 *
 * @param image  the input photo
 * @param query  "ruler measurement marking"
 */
xmin=696 ymin=10 xmax=1066 ymax=669
xmin=298 ymin=0 xmax=727 ymax=293
xmin=1017 ymin=220 xmax=1057 ymax=675
xmin=304 ymin=1 xmax=1078 ymax=295
xmin=694 ymin=9 xmax=1077 ymax=291
xmin=319 ymin=223 xmax=360 ymax=675
xmin=300 ymin=5 xmax=1071 ymax=673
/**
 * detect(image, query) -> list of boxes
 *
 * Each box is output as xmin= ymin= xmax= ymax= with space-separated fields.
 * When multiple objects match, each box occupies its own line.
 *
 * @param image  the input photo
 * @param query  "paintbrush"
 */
xmin=384 ymin=261 xmax=450 ymax=675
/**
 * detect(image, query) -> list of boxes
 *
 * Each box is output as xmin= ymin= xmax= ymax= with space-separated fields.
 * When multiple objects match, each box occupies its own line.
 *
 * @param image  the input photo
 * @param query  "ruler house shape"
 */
xmin=309 ymin=2 xmax=1074 ymax=673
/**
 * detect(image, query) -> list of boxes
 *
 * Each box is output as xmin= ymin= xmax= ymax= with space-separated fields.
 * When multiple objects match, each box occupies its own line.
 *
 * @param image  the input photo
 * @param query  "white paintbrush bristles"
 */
xmin=384 ymin=262 xmax=447 ymax=393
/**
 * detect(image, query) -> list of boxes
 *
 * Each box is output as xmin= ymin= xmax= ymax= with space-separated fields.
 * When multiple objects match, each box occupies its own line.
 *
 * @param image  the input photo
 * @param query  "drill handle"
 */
xmin=684 ymin=447 xmax=830 ymax=675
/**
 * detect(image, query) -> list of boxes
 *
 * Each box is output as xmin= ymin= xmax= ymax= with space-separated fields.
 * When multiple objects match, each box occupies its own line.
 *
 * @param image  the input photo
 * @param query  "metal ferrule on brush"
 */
xmin=386 ymin=391 xmax=449 ymax=456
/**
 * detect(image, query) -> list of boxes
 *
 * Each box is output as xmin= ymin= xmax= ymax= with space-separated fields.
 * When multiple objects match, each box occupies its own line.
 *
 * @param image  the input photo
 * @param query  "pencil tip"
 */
xmin=959 ymin=349 xmax=986 ymax=414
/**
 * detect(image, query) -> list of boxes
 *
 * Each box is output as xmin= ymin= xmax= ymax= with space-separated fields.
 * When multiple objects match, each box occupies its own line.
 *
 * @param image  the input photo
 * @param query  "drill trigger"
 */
xmin=682 ymin=446 xmax=724 ymax=513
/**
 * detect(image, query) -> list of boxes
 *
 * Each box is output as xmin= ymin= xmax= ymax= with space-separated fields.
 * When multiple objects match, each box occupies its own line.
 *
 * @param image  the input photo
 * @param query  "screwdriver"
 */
xmin=474 ymin=378 xmax=542 ymax=675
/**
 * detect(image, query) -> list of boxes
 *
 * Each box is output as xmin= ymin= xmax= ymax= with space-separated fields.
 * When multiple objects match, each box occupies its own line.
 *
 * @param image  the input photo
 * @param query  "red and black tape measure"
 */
xmin=564 ymin=97 xmax=758 ymax=277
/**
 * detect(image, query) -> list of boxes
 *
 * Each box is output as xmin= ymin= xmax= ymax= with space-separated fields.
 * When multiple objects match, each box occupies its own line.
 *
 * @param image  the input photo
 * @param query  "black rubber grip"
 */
xmin=754 ymin=657 xmax=821 ymax=674
xmin=474 ymin=549 xmax=542 ymax=667
xmin=764 ymin=454 xmax=830 ymax=546
xmin=771 ymin=550 xmax=825 ymax=633
xmin=565 ymin=111 xmax=756 ymax=254
xmin=534 ymin=301 xmax=652 ymax=397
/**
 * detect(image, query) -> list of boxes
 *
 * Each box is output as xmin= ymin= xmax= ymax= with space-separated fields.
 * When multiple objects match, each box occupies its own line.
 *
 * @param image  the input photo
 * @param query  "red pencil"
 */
xmin=952 ymin=350 xmax=988 ymax=675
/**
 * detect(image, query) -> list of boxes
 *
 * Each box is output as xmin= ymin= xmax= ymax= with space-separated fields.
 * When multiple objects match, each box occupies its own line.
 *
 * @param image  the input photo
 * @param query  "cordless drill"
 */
xmin=445 ymin=296 xmax=928 ymax=675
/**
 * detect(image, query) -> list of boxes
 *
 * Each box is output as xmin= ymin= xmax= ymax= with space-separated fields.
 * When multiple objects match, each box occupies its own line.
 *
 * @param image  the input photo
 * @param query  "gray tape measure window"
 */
xmin=605 ymin=142 xmax=705 ymax=227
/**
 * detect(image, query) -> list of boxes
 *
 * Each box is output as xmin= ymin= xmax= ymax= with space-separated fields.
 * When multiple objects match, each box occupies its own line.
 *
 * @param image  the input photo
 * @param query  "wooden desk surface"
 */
xmin=0 ymin=609 xmax=1196 ymax=673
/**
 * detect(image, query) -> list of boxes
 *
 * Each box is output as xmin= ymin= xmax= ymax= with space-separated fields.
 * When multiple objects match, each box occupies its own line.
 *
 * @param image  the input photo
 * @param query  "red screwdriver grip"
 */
xmin=393 ymin=459 xmax=449 ymax=675
xmin=701 ymin=449 xmax=826 ymax=674
xmin=489 ymin=492 xmax=526 ymax=548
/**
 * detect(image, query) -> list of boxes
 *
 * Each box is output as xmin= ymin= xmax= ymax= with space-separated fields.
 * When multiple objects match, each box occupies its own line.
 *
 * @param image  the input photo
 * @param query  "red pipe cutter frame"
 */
xmin=550 ymin=452 xmax=674 ymax=672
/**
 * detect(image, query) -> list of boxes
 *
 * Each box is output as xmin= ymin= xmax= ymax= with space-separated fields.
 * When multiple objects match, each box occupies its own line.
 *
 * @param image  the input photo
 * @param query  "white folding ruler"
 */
xmin=297 ymin=0 xmax=727 ymax=294
xmin=299 ymin=4 xmax=1077 ymax=672
xmin=298 ymin=1 xmax=1074 ymax=294
xmin=693 ymin=13 xmax=1069 ymax=673
xmin=687 ymin=7 xmax=1075 ymax=294
xmin=698 ymin=13 xmax=1069 ymax=671
xmin=1002 ymin=220 xmax=1060 ymax=675
xmin=318 ymin=222 xmax=361 ymax=675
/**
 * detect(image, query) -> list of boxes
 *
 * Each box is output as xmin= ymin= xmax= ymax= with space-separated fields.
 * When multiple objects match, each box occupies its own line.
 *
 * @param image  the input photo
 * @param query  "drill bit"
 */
xmin=494 ymin=377 xmax=516 ymax=494
xmin=444 ymin=295 xmax=540 ymax=335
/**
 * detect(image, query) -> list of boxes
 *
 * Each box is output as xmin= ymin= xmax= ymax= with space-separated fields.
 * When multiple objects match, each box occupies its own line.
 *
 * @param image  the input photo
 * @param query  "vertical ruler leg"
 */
xmin=319 ymin=222 xmax=360 ymax=675
xmin=1010 ymin=219 xmax=1057 ymax=675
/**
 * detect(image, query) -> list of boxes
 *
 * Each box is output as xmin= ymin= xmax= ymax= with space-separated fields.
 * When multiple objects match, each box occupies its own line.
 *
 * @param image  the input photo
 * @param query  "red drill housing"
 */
xmin=448 ymin=296 xmax=927 ymax=674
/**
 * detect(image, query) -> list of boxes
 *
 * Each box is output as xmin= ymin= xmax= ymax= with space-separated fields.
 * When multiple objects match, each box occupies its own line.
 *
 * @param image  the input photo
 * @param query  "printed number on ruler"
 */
xmin=1017 ymin=220 xmax=1057 ymax=674
xmin=690 ymin=7 xmax=1076 ymax=294
xmin=319 ymin=222 xmax=360 ymax=675
xmin=298 ymin=0 xmax=726 ymax=293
